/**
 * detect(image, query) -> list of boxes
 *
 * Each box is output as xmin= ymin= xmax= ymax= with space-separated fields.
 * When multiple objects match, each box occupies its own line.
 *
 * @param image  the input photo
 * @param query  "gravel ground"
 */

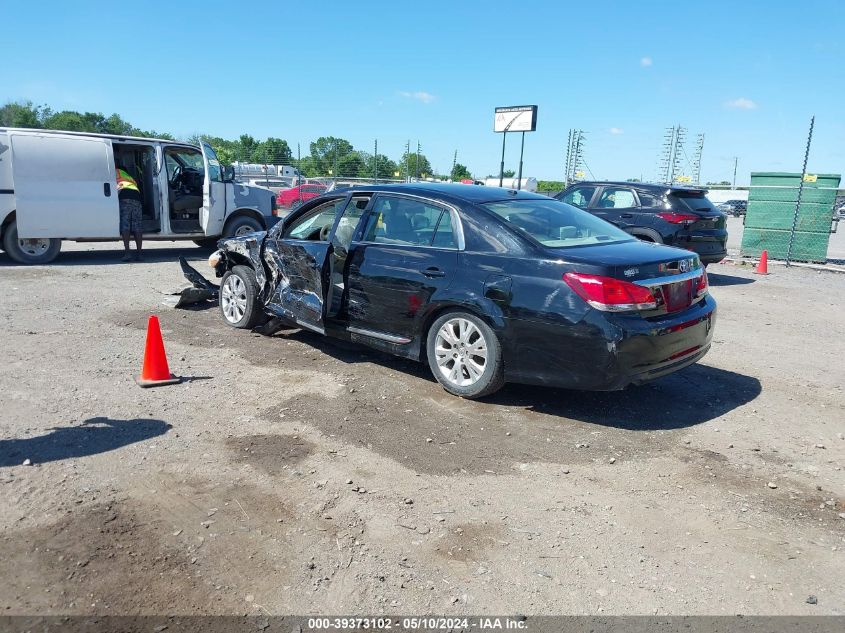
xmin=1 ymin=241 xmax=843 ymax=616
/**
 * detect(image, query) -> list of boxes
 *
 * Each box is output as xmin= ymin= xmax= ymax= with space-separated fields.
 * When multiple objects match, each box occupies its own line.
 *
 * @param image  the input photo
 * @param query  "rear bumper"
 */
xmin=672 ymin=235 xmax=728 ymax=264
xmin=504 ymin=295 xmax=717 ymax=390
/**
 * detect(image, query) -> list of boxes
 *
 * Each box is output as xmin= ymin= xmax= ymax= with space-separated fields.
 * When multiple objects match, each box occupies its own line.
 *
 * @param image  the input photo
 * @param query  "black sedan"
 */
xmin=208 ymin=183 xmax=716 ymax=399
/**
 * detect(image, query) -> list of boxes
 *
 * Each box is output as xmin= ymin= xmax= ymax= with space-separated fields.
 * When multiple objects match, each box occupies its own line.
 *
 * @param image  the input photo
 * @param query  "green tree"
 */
xmin=310 ymin=136 xmax=354 ymax=175
xmin=451 ymin=163 xmax=472 ymax=181
xmin=0 ymin=101 xmax=44 ymax=128
xmin=255 ymin=137 xmax=292 ymax=165
xmin=502 ymin=169 xmax=516 ymax=178
xmin=365 ymin=153 xmax=399 ymax=179
xmin=398 ymin=151 xmax=432 ymax=178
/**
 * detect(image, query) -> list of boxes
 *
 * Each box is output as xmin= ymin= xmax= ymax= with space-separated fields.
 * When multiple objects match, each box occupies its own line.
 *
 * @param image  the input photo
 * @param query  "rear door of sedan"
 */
xmin=344 ymin=193 xmax=461 ymax=352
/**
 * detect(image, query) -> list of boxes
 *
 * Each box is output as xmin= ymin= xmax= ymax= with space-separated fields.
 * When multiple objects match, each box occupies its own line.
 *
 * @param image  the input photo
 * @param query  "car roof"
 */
xmin=568 ymin=181 xmax=709 ymax=195
xmin=337 ymin=182 xmax=550 ymax=205
xmin=0 ymin=126 xmax=197 ymax=149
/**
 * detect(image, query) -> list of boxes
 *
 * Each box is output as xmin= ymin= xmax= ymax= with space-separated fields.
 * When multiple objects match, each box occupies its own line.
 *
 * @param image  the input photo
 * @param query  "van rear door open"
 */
xmin=11 ymin=133 xmax=119 ymax=238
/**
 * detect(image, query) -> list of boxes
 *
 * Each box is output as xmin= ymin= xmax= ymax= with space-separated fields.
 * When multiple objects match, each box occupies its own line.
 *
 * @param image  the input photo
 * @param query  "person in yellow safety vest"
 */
xmin=116 ymin=162 xmax=143 ymax=261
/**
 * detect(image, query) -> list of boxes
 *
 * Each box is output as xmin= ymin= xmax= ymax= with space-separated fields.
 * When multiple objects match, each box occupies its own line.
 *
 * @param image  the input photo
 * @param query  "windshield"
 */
xmin=482 ymin=198 xmax=634 ymax=248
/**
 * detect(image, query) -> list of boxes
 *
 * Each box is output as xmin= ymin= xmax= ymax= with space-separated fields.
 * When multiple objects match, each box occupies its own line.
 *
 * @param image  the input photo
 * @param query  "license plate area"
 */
xmin=660 ymin=279 xmax=693 ymax=312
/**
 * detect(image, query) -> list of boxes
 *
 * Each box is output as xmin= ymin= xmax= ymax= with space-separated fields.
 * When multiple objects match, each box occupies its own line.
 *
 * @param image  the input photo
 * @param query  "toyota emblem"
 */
xmin=679 ymin=259 xmax=691 ymax=273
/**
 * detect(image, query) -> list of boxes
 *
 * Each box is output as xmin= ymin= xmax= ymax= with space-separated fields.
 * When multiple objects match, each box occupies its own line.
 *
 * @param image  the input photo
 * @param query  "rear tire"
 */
xmin=223 ymin=215 xmax=264 ymax=238
xmin=193 ymin=238 xmax=219 ymax=249
xmin=426 ymin=311 xmax=504 ymax=399
xmin=219 ymin=265 xmax=264 ymax=329
xmin=2 ymin=220 xmax=62 ymax=264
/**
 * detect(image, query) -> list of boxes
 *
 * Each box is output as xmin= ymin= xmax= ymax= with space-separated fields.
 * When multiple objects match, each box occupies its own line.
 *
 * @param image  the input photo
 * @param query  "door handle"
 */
xmin=104 ymin=183 xmax=111 ymax=197
xmin=621 ymin=213 xmax=633 ymax=218
xmin=421 ymin=267 xmax=446 ymax=278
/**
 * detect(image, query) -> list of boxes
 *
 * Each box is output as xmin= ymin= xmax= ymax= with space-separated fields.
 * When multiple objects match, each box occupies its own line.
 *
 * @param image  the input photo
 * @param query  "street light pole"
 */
xmin=499 ymin=132 xmax=507 ymax=188
xmin=516 ymin=131 xmax=526 ymax=190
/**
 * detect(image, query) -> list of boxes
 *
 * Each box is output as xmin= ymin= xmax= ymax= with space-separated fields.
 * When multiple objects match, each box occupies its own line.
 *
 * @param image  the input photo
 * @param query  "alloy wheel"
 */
xmin=221 ymin=275 xmax=248 ymax=323
xmin=434 ymin=318 xmax=488 ymax=387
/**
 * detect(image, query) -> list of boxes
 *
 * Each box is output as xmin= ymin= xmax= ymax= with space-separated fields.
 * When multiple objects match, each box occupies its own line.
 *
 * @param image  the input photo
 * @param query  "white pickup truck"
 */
xmin=0 ymin=128 xmax=279 ymax=264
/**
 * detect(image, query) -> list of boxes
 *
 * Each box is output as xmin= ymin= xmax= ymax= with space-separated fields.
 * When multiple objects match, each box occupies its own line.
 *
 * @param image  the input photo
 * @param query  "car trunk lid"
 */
xmin=556 ymin=240 xmax=706 ymax=314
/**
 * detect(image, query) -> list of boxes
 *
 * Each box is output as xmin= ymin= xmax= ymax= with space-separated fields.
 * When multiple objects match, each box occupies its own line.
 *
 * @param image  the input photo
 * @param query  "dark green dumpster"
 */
xmin=740 ymin=172 xmax=840 ymax=263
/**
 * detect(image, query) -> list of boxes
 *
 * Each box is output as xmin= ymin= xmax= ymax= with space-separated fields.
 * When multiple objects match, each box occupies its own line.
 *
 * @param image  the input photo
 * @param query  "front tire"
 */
xmin=2 ymin=220 xmax=62 ymax=264
xmin=426 ymin=311 xmax=504 ymax=399
xmin=219 ymin=265 xmax=264 ymax=329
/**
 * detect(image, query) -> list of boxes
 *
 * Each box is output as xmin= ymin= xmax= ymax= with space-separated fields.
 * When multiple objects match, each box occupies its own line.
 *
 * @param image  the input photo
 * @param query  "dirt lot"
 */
xmin=1 ymin=242 xmax=843 ymax=616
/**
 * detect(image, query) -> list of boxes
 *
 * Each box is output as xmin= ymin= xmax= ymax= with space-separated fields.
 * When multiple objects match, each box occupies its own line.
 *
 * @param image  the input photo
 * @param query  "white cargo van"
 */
xmin=0 ymin=128 xmax=279 ymax=264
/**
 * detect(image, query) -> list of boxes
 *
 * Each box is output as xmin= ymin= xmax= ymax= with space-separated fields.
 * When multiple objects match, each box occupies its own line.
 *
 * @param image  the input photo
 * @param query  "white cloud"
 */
xmin=640 ymin=56 xmax=652 ymax=67
xmin=609 ymin=127 xmax=624 ymax=135
xmin=399 ymin=91 xmax=436 ymax=104
xmin=725 ymin=97 xmax=758 ymax=110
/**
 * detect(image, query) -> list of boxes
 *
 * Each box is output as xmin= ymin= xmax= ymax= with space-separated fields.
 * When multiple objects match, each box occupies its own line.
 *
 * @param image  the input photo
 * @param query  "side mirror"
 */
xmin=223 ymin=165 xmax=235 ymax=182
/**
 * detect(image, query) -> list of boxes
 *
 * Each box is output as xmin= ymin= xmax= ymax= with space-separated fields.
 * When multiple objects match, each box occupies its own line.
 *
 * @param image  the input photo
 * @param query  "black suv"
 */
xmin=555 ymin=182 xmax=728 ymax=265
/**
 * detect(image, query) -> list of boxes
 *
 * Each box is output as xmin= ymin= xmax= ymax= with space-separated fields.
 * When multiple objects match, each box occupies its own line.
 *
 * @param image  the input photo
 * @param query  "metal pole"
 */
xmin=786 ymin=116 xmax=815 ymax=266
xmin=732 ymin=156 xmax=738 ymax=190
xmin=297 ymin=143 xmax=301 ymax=186
xmin=416 ymin=141 xmax=421 ymax=179
xmin=498 ymin=131 xmax=507 ymax=187
xmin=564 ymin=129 xmax=572 ymax=187
xmin=374 ymin=139 xmax=378 ymax=181
xmin=516 ymin=132 xmax=525 ymax=191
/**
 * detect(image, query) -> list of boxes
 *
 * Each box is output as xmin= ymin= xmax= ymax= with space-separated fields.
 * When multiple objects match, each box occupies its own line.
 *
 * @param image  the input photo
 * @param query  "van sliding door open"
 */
xmin=11 ymin=133 xmax=120 ymax=238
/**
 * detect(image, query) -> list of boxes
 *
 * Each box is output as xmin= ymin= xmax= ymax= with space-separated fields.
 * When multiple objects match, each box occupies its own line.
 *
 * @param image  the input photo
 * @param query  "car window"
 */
xmin=283 ymin=199 xmax=345 ymax=240
xmin=637 ymin=192 xmax=664 ymax=209
xmin=596 ymin=188 xmax=637 ymax=209
xmin=361 ymin=195 xmax=449 ymax=246
xmin=333 ymin=196 xmax=370 ymax=249
xmin=432 ymin=210 xmax=458 ymax=249
xmin=672 ymin=192 xmax=719 ymax=213
xmin=560 ymin=186 xmax=596 ymax=208
xmin=482 ymin=199 xmax=633 ymax=248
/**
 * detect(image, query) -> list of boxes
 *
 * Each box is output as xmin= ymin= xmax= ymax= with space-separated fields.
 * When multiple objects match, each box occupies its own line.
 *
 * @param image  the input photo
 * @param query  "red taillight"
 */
xmin=694 ymin=268 xmax=708 ymax=298
xmin=563 ymin=272 xmax=657 ymax=312
xmin=657 ymin=212 xmax=698 ymax=224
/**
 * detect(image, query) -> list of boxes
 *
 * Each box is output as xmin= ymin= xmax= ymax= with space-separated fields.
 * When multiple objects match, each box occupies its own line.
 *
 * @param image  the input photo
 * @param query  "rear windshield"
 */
xmin=482 ymin=199 xmax=634 ymax=248
xmin=672 ymin=193 xmax=720 ymax=214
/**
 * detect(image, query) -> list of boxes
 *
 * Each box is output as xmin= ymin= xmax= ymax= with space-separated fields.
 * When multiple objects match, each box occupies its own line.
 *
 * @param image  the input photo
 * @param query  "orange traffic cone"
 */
xmin=136 ymin=315 xmax=181 ymax=388
xmin=754 ymin=249 xmax=769 ymax=275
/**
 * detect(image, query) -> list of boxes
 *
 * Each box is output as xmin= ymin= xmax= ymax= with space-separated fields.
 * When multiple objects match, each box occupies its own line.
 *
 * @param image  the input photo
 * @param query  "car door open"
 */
xmin=262 ymin=195 xmax=365 ymax=334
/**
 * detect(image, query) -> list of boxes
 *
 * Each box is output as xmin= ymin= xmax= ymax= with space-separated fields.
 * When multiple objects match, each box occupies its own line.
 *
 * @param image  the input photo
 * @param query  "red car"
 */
xmin=277 ymin=183 xmax=328 ymax=209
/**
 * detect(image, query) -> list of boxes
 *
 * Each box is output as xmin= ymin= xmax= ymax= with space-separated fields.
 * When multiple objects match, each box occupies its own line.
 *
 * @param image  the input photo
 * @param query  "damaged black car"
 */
xmin=205 ymin=183 xmax=716 ymax=399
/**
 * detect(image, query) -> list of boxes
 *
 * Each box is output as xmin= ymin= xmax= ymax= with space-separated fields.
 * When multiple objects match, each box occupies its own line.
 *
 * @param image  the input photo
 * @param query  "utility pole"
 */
xmin=691 ymin=133 xmax=705 ymax=185
xmin=404 ymin=140 xmax=410 ymax=182
xmin=416 ymin=141 xmax=421 ymax=179
xmin=732 ymin=157 xmax=738 ymax=190
xmin=451 ymin=150 xmax=457 ymax=180
xmin=564 ymin=130 xmax=585 ymax=185
xmin=564 ymin=129 xmax=573 ymax=186
xmin=786 ymin=116 xmax=815 ymax=266
xmin=374 ymin=139 xmax=378 ymax=181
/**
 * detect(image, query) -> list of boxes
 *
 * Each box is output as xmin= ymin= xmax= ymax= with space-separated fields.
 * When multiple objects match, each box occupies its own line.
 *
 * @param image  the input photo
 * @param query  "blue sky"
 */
xmin=2 ymin=0 xmax=843 ymax=184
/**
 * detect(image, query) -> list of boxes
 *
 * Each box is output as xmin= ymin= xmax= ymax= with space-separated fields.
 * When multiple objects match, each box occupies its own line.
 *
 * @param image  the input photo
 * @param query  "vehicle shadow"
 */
xmin=487 ymin=364 xmax=762 ymax=430
xmin=273 ymin=330 xmax=760 ymax=431
xmin=0 ymin=417 xmax=171 ymax=467
xmin=0 ymin=246 xmax=208 ymax=267
xmin=707 ymin=272 xmax=755 ymax=286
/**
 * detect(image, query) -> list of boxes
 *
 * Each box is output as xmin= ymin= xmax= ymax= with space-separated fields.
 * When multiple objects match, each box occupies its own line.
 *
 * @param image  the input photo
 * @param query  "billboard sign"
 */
xmin=494 ymin=105 xmax=538 ymax=133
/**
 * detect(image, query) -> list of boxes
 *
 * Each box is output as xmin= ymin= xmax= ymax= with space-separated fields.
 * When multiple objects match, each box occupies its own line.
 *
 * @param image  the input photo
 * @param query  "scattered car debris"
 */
xmin=163 ymin=257 xmax=219 ymax=308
